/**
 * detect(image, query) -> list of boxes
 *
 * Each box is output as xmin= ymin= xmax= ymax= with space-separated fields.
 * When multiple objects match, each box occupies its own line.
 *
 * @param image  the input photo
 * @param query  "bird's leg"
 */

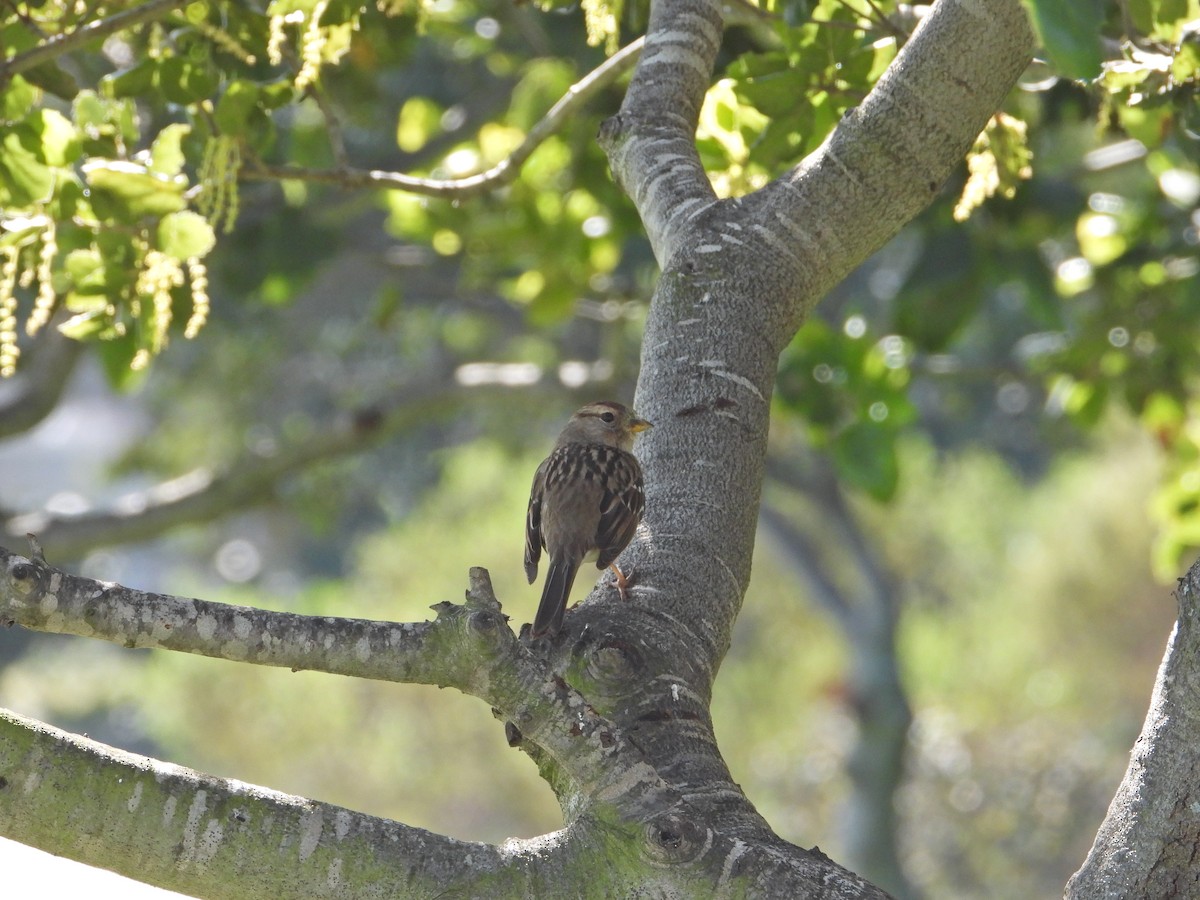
xmin=608 ymin=562 xmax=632 ymax=600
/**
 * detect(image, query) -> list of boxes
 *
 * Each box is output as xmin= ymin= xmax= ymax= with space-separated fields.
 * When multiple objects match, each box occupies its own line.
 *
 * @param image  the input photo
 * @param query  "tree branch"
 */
xmin=0 ymin=0 xmax=187 ymax=80
xmin=593 ymin=0 xmax=1033 ymax=682
xmin=0 ymin=549 xmax=669 ymax=814
xmin=0 ymin=706 xmax=537 ymax=899
xmin=0 ymin=545 xmax=895 ymax=897
xmin=242 ymin=38 xmax=644 ymax=201
xmin=2 ymin=381 xmax=459 ymax=560
xmin=1065 ymin=557 xmax=1200 ymax=898
xmin=752 ymin=0 xmax=1035 ymax=339
xmin=598 ymin=0 xmax=722 ymax=264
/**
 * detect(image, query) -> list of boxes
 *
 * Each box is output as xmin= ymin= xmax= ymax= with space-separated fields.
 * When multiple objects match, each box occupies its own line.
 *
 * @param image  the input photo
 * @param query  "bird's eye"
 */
xmin=600 ymin=412 xmax=616 ymax=423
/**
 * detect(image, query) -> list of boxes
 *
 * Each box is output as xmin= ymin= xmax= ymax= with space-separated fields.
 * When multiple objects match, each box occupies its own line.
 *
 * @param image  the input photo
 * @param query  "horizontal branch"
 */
xmin=2 ymin=381 xmax=459 ymax=560
xmin=0 ymin=549 xmax=674 ymax=819
xmin=0 ymin=706 xmax=536 ymax=899
xmin=244 ymin=38 xmax=644 ymax=201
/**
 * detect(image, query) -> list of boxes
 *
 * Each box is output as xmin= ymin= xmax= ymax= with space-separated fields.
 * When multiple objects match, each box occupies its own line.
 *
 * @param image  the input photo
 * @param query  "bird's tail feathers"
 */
xmin=532 ymin=556 xmax=580 ymax=637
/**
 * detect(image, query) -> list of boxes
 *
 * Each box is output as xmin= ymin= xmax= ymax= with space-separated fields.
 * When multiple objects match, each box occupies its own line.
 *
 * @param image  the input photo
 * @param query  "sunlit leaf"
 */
xmin=1 ymin=75 xmax=37 ymax=122
xmin=158 ymin=210 xmax=217 ymax=260
xmin=30 ymin=109 xmax=80 ymax=167
xmin=82 ymin=159 xmax=187 ymax=219
xmin=150 ymin=123 xmax=191 ymax=176
xmin=0 ymin=127 xmax=54 ymax=206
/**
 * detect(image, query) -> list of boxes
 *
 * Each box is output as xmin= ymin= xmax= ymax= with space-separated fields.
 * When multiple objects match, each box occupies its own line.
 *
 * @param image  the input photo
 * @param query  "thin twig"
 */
xmin=243 ymin=37 xmax=645 ymax=200
xmin=310 ymin=82 xmax=350 ymax=169
xmin=1 ymin=0 xmax=187 ymax=80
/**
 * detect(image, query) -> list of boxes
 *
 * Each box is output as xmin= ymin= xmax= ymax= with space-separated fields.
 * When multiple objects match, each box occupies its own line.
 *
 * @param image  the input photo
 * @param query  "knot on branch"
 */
xmin=430 ymin=567 xmax=510 ymax=644
xmin=597 ymin=114 xmax=625 ymax=151
xmin=581 ymin=637 xmax=645 ymax=701
xmin=642 ymin=811 xmax=710 ymax=866
xmin=1177 ymin=559 xmax=1200 ymax=610
xmin=5 ymin=552 xmax=47 ymax=600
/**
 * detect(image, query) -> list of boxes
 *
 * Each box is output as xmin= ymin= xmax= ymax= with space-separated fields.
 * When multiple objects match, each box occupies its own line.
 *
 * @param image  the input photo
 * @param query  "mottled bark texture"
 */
xmin=0 ymin=0 xmax=1044 ymax=896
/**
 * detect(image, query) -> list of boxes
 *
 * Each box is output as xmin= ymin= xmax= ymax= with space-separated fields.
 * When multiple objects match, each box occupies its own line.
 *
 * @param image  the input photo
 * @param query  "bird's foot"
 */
xmin=608 ymin=562 xmax=633 ymax=600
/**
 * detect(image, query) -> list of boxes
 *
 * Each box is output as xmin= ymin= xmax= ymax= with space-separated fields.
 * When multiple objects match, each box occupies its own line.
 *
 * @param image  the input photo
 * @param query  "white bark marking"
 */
xmin=327 ymin=857 xmax=344 ymax=889
xmin=698 ymin=361 xmax=764 ymax=401
xmin=713 ymin=553 xmax=742 ymax=593
xmin=127 ymin=780 xmax=144 ymax=813
xmin=717 ymin=838 xmax=750 ymax=889
xmin=195 ymin=819 xmax=224 ymax=867
xmin=233 ymin=614 xmax=252 ymax=640
xmin=594 ymin=762 xmax=662 ymax=805
xmin=641 ymin=43 xmax=712 ymax=78
xmin=180 ymin=790 xmax=209 ymax=866
xmin=298 ymin=808 xmax=324 ymax=861
xmin=355 ymin=635 xmax=372 ymax=662
xmin=680 ymin=197 xmax=717 ymax=221
xmin=756 ymin=218 xmax=807 ymax=265
xmin=677 ymin=10 xmax=723 ymax=45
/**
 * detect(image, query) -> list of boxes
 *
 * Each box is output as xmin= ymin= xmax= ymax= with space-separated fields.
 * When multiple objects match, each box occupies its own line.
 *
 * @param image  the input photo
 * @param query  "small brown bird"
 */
xmin=524 ymin=401 xmax=652 ymax=637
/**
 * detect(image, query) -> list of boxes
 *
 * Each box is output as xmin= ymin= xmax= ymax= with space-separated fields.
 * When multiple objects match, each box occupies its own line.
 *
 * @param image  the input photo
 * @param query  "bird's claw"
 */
xmin=609 ymin=562 xmax=634 ymax=600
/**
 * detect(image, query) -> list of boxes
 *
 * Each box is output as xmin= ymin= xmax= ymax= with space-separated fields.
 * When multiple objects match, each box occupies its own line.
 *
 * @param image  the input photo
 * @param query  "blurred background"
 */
xmin=1 ymin=0 xmax=1197 ymax=897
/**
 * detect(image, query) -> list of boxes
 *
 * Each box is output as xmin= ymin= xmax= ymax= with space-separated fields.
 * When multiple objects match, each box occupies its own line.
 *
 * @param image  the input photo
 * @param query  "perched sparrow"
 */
xmin=524 ymin=401 xmax=652 ymax=637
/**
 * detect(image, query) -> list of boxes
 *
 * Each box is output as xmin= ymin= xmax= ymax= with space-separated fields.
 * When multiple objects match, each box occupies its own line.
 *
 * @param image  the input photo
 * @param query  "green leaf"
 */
xmin=831 ymin=421 xmax=900 ymax=501
xmin=150 ymin=123 xmax=191 ymax=176
xmin=396 ymin=96 xmax=443 ymax=153
xmin=82 ymin=159 xmax=187 ymax=219
xmin=102 ymin=59 xmax=158 ymax=99
xmin=0 ymin=221 xmax=42 ymax=248
xmin=62 ymin=248 xmax=109 ymax=293
xmin=96 ymin=332 xmax=147 ymax=391
xmin=157 ymin=56 xmax=219 ymax=105
xmin=29 ymin=109 xmax=80 ymax=166
xmin=72 ymin=92 xmax=140 ymax=150
xmin=58 ymin=308 xmax=111 ymax=339
xmin=158 ymin=210 xmax=216 ymax=260
xmin=2 ymin=75 xmax=37 ymax=122
xmin=0 ymin=128 xmax=54 ymax=206
xmin=215 ymin=80 xmax=260 ymax=136
xmin=1021 ymin=0 xmax=1104 ymax=81
xmin=72 ymin=91 xmax=108 ymax=130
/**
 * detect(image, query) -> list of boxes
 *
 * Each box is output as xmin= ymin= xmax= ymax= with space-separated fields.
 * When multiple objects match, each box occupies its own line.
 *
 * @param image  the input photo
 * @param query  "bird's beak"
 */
xmin=630 ymin=417 xmax=653 ymax=434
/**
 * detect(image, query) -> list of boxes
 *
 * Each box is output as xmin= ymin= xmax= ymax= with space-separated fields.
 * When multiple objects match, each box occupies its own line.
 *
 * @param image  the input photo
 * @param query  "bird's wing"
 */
xmin=594 ymin=449 xmax=645 ymax=570
xmin=524 ymin=461 xmax=548 ymax=583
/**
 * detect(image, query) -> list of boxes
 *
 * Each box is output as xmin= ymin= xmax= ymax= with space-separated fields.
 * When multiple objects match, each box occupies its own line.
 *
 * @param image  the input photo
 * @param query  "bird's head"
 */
xmin=559 ymin=401 xmax=652 ymax=451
